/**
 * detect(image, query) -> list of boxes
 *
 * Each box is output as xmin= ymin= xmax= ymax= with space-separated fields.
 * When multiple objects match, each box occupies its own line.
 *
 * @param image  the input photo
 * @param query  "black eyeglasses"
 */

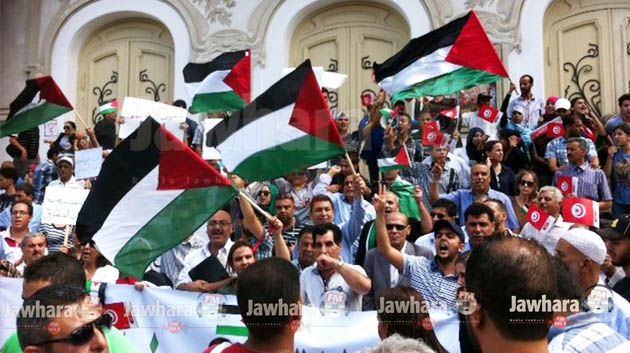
xmin=257 ymin=190 xmax=270 ymax=197
xmin=37 ymin=314 xmax=111 ymax=346
xmin=430 ymin=212 xmax=446 ymax=219
xmin=520 ymin=180 xmax=534 ymax=187
xmin=386 ymin=224 xmax=407 ymax=231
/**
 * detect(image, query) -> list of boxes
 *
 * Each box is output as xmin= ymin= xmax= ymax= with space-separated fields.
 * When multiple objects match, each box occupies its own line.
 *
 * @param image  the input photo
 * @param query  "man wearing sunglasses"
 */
xmin=17 ymin=285 xmax=111 ymax=353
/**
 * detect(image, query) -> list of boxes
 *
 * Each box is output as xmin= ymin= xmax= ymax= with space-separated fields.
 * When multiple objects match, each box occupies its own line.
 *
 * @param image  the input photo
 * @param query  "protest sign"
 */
xmin=119 ymin=97 xmax=187 ymax=140
xmin=41 ymin=187 xmax=89 ymax=224
xmin=74 ymin=147 xmax=103 ymax=180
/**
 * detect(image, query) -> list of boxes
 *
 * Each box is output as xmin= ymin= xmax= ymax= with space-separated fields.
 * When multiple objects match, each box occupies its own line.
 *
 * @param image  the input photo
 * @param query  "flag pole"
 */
xmin=238 ymin=189 xmax=273 ymax=221
xmin=63 ymin=224 xmax=71 ymax=247
xmin=345 ymin=152 xmax=358 ymax=176
xmin=73 ymin=110 xmax=90 ymax=129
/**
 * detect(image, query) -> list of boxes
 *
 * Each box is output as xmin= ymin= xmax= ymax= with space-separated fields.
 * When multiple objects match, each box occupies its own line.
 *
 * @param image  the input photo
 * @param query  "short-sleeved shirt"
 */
xmin=545 ymin=137 xmax=598 ymax=166
xmin=612 ymin=151 xmax=630 ymax=205
xmin=402 ymin=254 xmax=459 ymax=310
xmin=553 ymin=162 xmax=612 ymax=202
xmin=605 ymin=115 xmax=628 ymax=135
xmin=300 ymin=262 xmax=367 ymax=311
xmin=507 ymin=95 xmax=545 ymax=130
xmin=175 ymin=240 xmax=233 ymax=287
xmin=440 ymin=189 xmax=520 ymax=230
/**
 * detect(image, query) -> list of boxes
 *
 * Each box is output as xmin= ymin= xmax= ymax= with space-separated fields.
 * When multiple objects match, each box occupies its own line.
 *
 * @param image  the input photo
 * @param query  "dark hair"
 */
xmin=276 ymin=193 xmax=295 ymax=203
xmin=46 ymin=146 xmax=59 ymax=160
xmin=377 ymin=286 xmax=448 ymax=353
xmin=464 ymin=203 xmax=495 ymax=224
xmin=570 ymin=96 xmax=585 ymax=109
xmin=12 ymin=200 xmax=33 ymax=216
xmin=312 ymin=223 xmax=342 ymax=245
xmin=520 ymin=74 xmax=534 ymax=85
xmin=297 ymin=225 xmax=315 ymax=244
xmin=484 ymin=198 xmax=507 ymax=214
xmin=484 ymin=140 xmax=501 ymax=153
xmin=173 ymin=99 xmax=187 ymax=109
xmin=16 ymin=183 xmax=35 ymax=197
xmin=237 ymin=257 xmax=300 ymax=339
xmin=516 ymin=170 xmax=539 ymax=201
xmin=561 ymin=114 xmax=579 ymax=127
xmin=552 ymin=257 xmax=582 ymax=301
xmin=227 ymin=240 xmax=254 ymax=272
xmin=0 ymin=166 xmax=18 ymax=183
xmin=17 ymin=285 xmax=87 ymax=349
xmin=64 ymin=121 xmax=77 ymax=130
xmin=613 ymin=123 xmax=630 ymax=136
xmin=466 ymin=237 xmax=557 ymax=341
xmin=432 ymin=199 xmax=458 ymax=218
xmin=23 ymin=252 xmax=87 ymax=290
xmin=310 ymin=194 xmax=334 ymax=213
xmin=618 ymin=93 xmax=630 ymax=107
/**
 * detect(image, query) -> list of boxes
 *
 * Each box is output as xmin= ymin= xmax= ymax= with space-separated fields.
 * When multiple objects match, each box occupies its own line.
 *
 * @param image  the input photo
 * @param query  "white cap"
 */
xmin=512 ymin=105 xmax=525 ymax=115
xmin=559 ymin=228 xmax=607 ymax=265
xmin=554 ymin=98 xmax=571 ymax=111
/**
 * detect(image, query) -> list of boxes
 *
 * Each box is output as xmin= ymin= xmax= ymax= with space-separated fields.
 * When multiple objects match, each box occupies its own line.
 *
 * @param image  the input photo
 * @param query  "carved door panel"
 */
xmin=129 ymin=41 xmax=174 ymax=103
xmin=77 ymin=20 xmax=174 ymax=128
xmin=545 ymin=9 xmax=610 ymax=116
xmin=611 ymin=11 xmax=630 ymax=94
xmin=292 ymin=27 xmax=349 ymax=119
xmin=291 ymin=4 xmax=409 ymax=130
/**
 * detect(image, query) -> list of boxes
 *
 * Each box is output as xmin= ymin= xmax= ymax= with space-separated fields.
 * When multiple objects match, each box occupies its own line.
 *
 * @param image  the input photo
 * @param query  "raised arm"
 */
xmin=234 ymin=176 xmax=265 ymax=240
xmin=375 ymin=184 xmax=404 ymax=273
xmin=269 ymin=217 xmax=291 ymax=261
xmin=414 ymin=186 xmax=433 ymax=234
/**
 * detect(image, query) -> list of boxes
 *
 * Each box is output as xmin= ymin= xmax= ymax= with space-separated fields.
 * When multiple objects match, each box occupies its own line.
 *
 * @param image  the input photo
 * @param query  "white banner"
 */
xmin=74 ymin=147 xmax=104 ymax=180
xmin=119 ymin=97 xmax=187 ymax=140
xmin=0 ymin=279 xmax=463 ymax=353
xmin=41 ymin=187 xmax=90 ymax=224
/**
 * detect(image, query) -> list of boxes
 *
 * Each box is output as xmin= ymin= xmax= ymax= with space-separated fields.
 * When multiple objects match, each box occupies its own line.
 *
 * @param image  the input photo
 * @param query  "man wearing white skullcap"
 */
xmin=556 ymin=227 xmax=630 ymax=338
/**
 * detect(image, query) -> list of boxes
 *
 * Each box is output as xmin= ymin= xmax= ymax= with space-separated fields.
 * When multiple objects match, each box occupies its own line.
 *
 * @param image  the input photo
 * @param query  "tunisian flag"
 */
xmin=562 ymin=197 xmax=599 ymax=228
xmin=526 ymin=204 xmax=555 ymax=232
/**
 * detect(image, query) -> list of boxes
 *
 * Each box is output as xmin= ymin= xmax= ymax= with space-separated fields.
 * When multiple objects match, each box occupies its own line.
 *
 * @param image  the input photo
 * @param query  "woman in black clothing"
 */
xmin=485 ymin=140 xmax=516 ymax=196
xmin=466 ymin=127 xmax=487 ymax=165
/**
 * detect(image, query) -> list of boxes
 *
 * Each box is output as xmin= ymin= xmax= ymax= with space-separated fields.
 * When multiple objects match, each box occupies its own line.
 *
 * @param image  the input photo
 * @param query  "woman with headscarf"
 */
xmin=465 ymin=127 xmax=487 ymax=165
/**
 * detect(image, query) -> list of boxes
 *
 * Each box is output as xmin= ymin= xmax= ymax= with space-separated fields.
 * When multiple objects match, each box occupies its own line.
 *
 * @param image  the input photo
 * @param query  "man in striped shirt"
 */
xmin=553 ymin=137 xmax=612 ymax=211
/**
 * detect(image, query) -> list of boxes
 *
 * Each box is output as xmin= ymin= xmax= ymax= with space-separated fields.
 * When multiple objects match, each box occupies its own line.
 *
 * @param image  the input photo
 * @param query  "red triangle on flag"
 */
xmin=35 ymin=76 xmax=73 ymax=109
xmin=224 ymin=50 xmax=251 ymax=103
xmin=158 ymin=126 xmax=232 ymax=190
xmin=289 ymin=68 xmax=344 ymax=148
xmin=440 ymin=106 xmax=460 ymax=120
xmin=394 ymin=145 xmax=412 ymax=168
xmin=445 ymin=11 xmax=509 ymax=78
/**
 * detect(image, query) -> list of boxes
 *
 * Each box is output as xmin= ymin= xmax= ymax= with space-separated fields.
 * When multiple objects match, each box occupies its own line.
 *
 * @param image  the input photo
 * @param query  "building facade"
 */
xmin=1 ymin=0 xmax=629 ymax=158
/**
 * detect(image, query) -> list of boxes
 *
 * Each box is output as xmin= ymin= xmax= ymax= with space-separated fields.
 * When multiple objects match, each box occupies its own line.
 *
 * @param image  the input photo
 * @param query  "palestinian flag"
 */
xmin=206 ymin=59 xmax=345 ymax=181
xmin=76 ymin=118 xmax=237 ymax=278
xmin=378 ymin=145 xmax=412 ymax=172
xmin=373 ymin=11 xmax=509 ymax=100
xmin=184 ymin=50 xmax=251 ymax=114
xmin=1 ymin=76 xmax=73 ymax=137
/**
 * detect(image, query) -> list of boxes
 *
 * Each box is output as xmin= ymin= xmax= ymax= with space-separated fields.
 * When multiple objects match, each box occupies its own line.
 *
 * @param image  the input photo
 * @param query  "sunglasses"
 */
xmin=257 ymin=190 xmax=270 ymax=197
xmin=63 ymin=126 xmax=72 ymax=130
xmin=520 ymin=180 xmax=534 ymax=187
xmin=386 ymin=224 xmax=407 ymax=231
xmin=37 ymin=314 xmax=111 ymax=346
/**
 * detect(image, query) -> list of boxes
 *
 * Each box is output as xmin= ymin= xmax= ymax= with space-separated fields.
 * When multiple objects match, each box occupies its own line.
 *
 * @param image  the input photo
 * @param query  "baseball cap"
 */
xmin=597 ymin=215 xmax=630 ymax=241
xmin=56 ymin=155 xmax=74 ymax=167
xmin=433 ymin=220 xmax=465 ymax=242
xmin=554 ymin=98 xmax=571 ymax=111
xmin=560 ymin=228 xmax=607 ymax=265
xmin=512 ymin=105 xmax=525 ymax=115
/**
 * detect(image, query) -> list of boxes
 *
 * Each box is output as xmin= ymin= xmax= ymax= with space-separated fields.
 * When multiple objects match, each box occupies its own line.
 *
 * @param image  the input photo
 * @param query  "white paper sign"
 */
xmin=202 ymin=118 xmax=224 ymax=160
xmin=74 ymin=147 xmax=103 ymax=180
xmin=43 ymin=120 xmax=59 ymax=142
xmin=42 ymin=187 xmax=90 ymax=224
xmin=119 ymin=97 xmax=187 ymax=140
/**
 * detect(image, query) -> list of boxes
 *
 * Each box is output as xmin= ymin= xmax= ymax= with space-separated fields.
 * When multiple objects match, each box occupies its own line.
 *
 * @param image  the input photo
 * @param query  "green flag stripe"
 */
xmin=190 ymin=91 xmax=246 ymax=113
xmin=392 ymin=67 xmax=504 ymax=101
xmin=114 ymin=186 xmax=237 ymax=278
xmin=216 ymin=325 xmax=249 ymax=337
xmin=232 ymin=135 xmax=345 ymax=182
xmin=0 ymin=103 xmax=71 ymax=137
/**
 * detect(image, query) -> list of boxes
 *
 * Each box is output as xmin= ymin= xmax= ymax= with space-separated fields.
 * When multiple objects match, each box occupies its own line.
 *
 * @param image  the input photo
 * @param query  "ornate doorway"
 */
xmin=76 ymin=19 xmax=174 ymax=127
xmin=290 ymin=3 xmax=410 ymax=129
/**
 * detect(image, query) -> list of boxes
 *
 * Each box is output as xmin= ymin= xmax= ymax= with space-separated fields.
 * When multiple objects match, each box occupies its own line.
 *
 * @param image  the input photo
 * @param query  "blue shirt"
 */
xmin=440 ymin=189 xmax=520 ymax=230
xmin=553 ymin=162 xmax=612 ymax=202
xmin=548 ymin=312 xmax=629 ymax=353
xmin=545 ymin=137 xmax=598 ymax=166
xmin=0 ymin=204 xmax=42 ymax=232
xmin=612 ymin=151 xmax=630 ymax=205
xmin=402 ymin=254 xmax=459 ymax=311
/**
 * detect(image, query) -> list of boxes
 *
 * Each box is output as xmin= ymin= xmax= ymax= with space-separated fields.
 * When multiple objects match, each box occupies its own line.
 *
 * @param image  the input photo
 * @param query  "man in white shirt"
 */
xmin=520 ymin=186 xmax=571 ymax=253
xmin=46 ymin=155 xmax=86 ymax=189
xmin=507 ymin=74 xmax=545 ymax=129
xmin=176 ymin=210 xmax=234 ymax=292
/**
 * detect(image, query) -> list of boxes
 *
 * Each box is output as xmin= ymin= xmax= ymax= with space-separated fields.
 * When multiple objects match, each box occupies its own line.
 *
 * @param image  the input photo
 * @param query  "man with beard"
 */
xmin=363 ymin=210 xmax=432 ymax=310
xmin=601 ymin=214 xmax=630 ymax=301
xmin=482 ymin=199 xmax=516 ymax=238
xmin=545 ymin=115 xmax=600 ymax=171
xmin=520 ymin=186 xmax=572 ymax=254
xmin=430 ymin=163 xmax=519 ymax=231
xmin=0 ymin=232 xmax=47 ymax=277
xmin=375 ymin=187 xmax=464 ymax=310
xmin=506 ymin=74 xmax=545 ymax=129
